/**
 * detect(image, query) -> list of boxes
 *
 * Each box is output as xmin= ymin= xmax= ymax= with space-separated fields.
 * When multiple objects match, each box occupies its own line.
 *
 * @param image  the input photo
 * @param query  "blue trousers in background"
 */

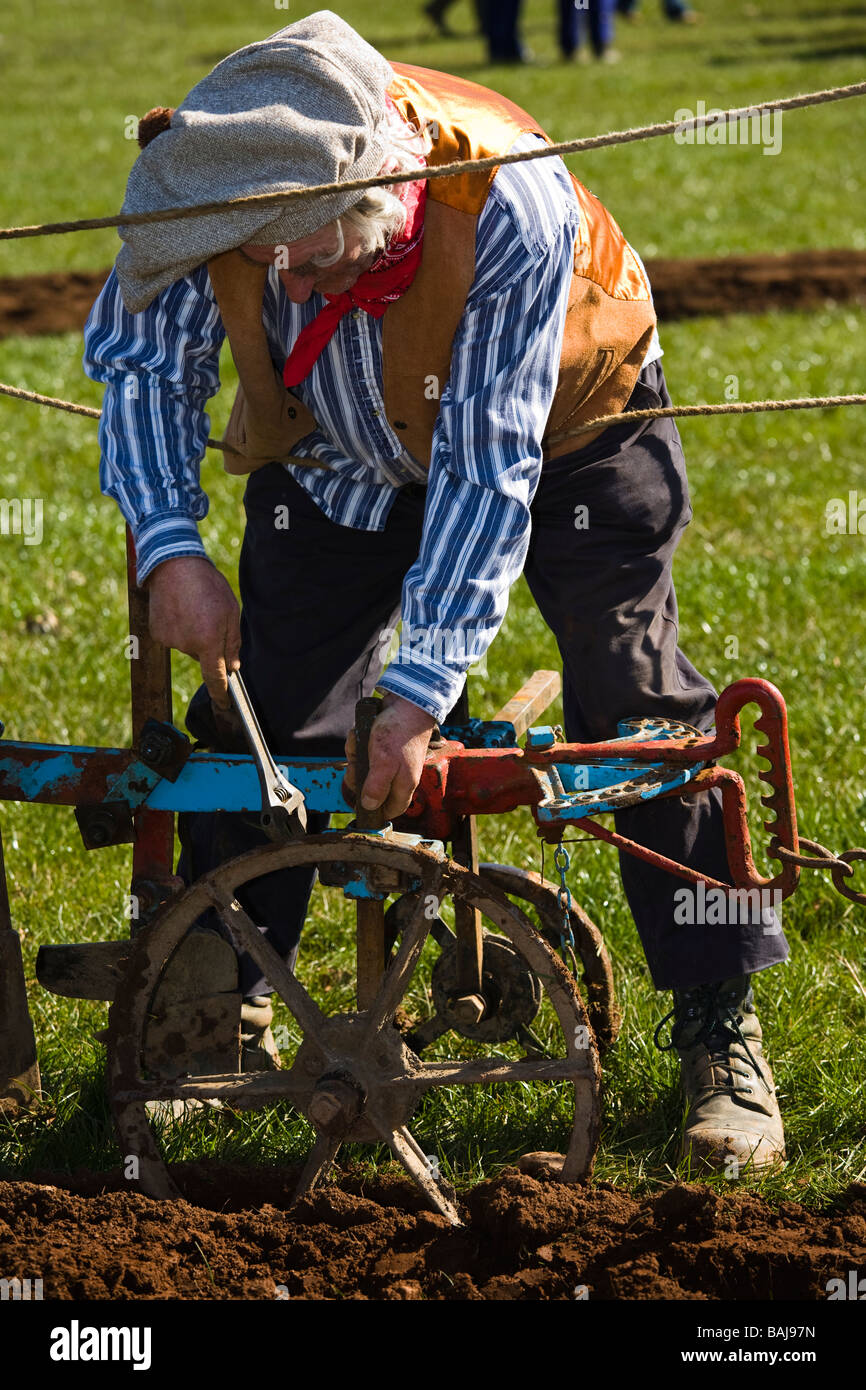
xmin=559 ymin=0 xmax=616 ymax=57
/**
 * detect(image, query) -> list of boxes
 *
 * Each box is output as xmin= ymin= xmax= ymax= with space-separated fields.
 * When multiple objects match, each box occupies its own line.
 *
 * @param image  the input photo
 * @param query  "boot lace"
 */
xmin=653 ymin=982 xmax=770 ymax=1097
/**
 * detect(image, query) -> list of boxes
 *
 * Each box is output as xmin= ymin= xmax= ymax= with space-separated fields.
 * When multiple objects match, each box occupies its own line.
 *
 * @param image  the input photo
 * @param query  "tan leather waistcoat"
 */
xmin=208 ymin=61 xmax=657 ymax=475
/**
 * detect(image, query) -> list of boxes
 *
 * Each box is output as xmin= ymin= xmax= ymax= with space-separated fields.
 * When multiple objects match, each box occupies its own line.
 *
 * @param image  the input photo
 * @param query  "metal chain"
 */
xmin=553 ymin=840 xmax=582 ymax=972
xmin=772 ymin=837 xmax=866 ymax=906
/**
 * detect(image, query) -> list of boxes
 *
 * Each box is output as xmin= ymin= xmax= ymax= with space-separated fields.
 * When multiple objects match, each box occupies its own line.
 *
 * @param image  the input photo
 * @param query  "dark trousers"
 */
xmin=484 ymin=0 xmax=524 ymax=60
xmin=178 ymin=360 xmax=789 ymax=995
xmin=559 ymin=0 xmax=616 ymax=56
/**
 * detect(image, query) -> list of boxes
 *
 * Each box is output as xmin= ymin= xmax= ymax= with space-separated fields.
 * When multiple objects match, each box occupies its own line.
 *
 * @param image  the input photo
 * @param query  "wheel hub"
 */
xmin=307 ymin=1073 xmax=365 ymax=1136
xmin=431 ymin=931 xmax=542 ymax=1042
xmin=290 ymin=1014 xmax=422 ymax=1141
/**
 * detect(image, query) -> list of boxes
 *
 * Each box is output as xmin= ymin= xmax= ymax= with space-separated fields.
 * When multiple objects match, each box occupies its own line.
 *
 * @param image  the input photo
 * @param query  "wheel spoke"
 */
xmin=292 ymin=1132 xmax=342 ymax=1203
xmin=403 ymin=1012 xmax=451 ymax=1054
xmin=430 ymin=917 xmax=454 ymax=950
xmin=206 ymin=884 xmax=328 ymax=1043
xmin=113 ymin=1069 xmax=307 ymax=1108
xmin=374 ymin=1120 xmax=462 ymax=1226
xmin=112 ymin=1101 xmax=179 ymax=1199
xmin=363 ymin=867 xmax=442 ymax=1042
xmin=404 ymin=1055 xmax=584 ymax=1090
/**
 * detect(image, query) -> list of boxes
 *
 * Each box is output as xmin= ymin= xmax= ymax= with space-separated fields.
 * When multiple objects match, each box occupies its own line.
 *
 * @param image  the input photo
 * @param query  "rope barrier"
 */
xmin=0 ymin=80 xmax=864 ymax=241
xmin=550 ymin=393 xmax=866 ymax=443
xmin=0 ymin=381 xmax=230 ymax=452
xmin=2 ymin=378 xmax=863 ymax=450
xmin=0 ymin=381 xmax=100 ymax=421
xmin=1 ymin=76 xmax=863 ymax=449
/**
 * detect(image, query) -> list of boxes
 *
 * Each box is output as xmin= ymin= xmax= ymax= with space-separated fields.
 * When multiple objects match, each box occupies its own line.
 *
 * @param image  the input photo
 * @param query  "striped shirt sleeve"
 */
xmin=376 ymin=143 xmax=581 ymax=722
xmin=82 ymin=264 xmax=225 ymax=583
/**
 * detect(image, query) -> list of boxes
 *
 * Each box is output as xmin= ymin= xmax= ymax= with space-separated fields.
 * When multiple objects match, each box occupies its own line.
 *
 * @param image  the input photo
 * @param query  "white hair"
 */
xmin=310 ymin=106 xmax=433 ymax=267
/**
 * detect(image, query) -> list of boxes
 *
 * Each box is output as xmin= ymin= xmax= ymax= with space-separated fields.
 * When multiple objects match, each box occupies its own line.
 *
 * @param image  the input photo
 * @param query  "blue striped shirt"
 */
xmin=83 ymin=133 xmax=661 ymax=723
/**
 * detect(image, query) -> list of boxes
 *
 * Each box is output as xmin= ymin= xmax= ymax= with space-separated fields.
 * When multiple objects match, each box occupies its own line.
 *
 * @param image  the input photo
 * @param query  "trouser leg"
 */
xmin=589 ymin=0 xmax=616 ymax=54
xmin=524 ymin=361 xmax=789 ymax=990
xmin=177 ymin=467 xmax=426 ymax=996
xmin=487 ymin=0 xmax=523 ymax=59
xmin=558 ymin=0 xmax=580 ymax=55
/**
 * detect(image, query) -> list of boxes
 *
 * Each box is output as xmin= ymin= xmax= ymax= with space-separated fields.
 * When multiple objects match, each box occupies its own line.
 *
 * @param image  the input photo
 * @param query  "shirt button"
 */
xmin=352 ymin=309 xmax=362 ymax=320
xmin=372 ymin=409 xmax=381 ymax=417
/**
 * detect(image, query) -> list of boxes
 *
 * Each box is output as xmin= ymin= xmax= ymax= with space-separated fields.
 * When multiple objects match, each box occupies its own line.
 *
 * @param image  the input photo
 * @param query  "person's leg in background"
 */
xmin=486 ymin=0 xmax=525 ymax=62
xmin=663 ymin=0 xmax=699 ymax=22
xmin=560 ymin=0 xmax=618 ymax=64
xmin=473 ymin=0 xmax=490 ymax=34
xmin=423 ymin=0 xmax=488 ymax=35
xmin=177 ymin=467 xmax=426 ymax=1061
xmin=558 ymin=0 xmax=581 ymax=58
xmin=587 ymin=0 xmax=618 ymax=59
xmin=523 ymin=360 xmax=787 ymax=1171
xmin=422 ymin=0 xmax=459 ymax=36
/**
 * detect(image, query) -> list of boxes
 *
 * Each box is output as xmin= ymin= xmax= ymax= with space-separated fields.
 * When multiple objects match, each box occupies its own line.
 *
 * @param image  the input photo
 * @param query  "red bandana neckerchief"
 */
xmin=282 ymin=110 xmax=428 ymax=389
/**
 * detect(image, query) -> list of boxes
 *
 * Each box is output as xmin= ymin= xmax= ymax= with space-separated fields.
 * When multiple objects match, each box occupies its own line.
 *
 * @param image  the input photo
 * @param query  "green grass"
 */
xmin=1 ymin=0 xmax=865 ymax=275
xmin=1 ymin=303 xmax=864 ymax=1205
xmin=0 ymin=0 xmax=865 ymax=1207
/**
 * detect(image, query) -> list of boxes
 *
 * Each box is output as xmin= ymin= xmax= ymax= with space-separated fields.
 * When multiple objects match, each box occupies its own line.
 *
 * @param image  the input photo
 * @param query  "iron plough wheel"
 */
xmin=107 ymin=834 xmax=601 ymax=1224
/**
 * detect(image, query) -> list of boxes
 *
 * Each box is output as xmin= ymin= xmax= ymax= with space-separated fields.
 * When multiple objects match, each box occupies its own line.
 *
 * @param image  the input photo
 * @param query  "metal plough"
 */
xmin=1 ymin=529 xmax=863 ymax=1221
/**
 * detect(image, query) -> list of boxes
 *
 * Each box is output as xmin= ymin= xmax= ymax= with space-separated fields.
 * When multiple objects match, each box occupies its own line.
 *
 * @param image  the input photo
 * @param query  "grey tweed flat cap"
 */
xmin=115 ymin=11 xmax=394 ymax=313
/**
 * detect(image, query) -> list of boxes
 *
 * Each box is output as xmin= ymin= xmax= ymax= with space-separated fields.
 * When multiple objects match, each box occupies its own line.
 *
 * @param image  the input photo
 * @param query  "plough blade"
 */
xmin=0 ymin=823 xmax=40 ymax=1110
xmin=0 ymin=929 xmax=41 ymax=1112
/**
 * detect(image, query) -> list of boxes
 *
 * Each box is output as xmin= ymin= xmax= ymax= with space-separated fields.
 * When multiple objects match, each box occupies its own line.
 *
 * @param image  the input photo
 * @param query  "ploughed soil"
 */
xmin=1 ymin=248 xmax=865 ymax=340
xmin=1 ymin=1165 xmax=864 ymax=1300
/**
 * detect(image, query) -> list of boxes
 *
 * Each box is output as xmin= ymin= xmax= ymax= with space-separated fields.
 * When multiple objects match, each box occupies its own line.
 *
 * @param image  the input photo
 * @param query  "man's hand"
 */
xmin=146 ymin=556 xmax=241 ymax=709
xmin=344 ymin=693 xmax=436 ymax=822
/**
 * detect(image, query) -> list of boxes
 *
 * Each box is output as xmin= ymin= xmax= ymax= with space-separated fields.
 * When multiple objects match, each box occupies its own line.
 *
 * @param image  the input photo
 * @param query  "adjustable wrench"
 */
xmin=227 ymin=670 xmax=307 ymax=840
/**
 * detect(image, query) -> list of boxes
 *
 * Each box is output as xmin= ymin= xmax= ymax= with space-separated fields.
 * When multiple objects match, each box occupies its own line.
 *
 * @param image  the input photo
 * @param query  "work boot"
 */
xmin=655 ymin=975 xmax=785 ymax=1175
xmin=241 ymin=995 xmax=282 ymax=1073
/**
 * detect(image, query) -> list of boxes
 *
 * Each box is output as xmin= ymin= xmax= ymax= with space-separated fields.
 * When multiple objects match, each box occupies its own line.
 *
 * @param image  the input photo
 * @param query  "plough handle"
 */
xmin=353 ymin=697 xmax=386 ymax=832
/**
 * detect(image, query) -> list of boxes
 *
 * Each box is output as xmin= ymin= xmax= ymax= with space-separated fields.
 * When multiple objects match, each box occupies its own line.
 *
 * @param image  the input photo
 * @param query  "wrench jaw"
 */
xmin=260 ymin=796 xmax=308 ymax=843
xmin=227 ymin=671 xmax=309 ymax=842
